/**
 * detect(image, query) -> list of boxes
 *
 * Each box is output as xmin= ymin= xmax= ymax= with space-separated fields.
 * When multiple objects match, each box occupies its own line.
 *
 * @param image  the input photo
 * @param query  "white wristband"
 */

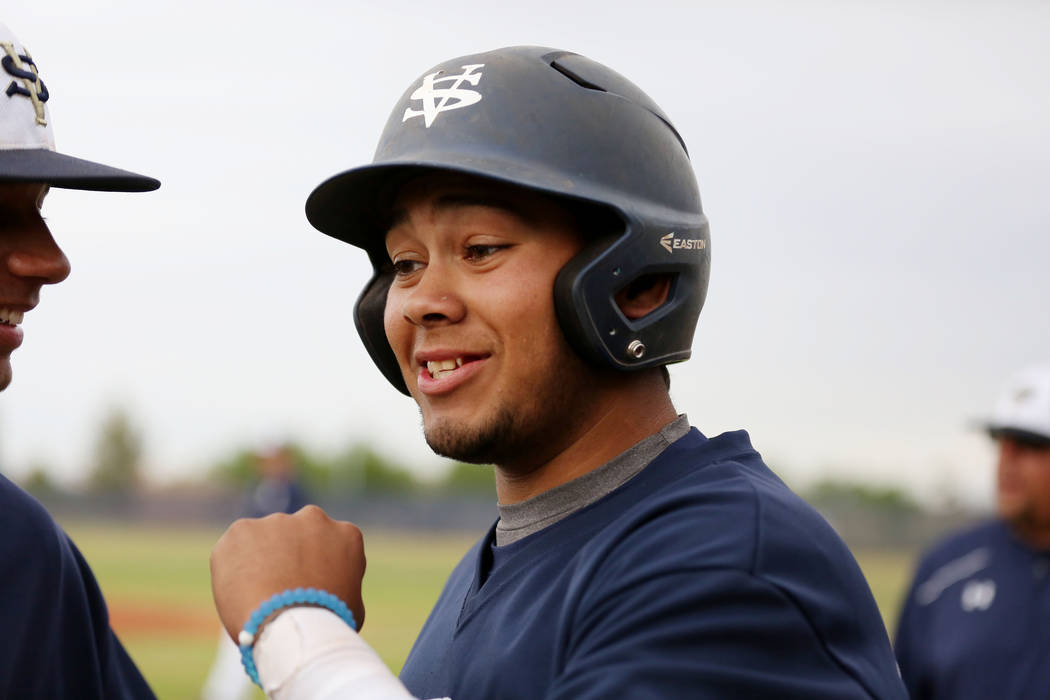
xmin=254 ymin=606 xmax=421 ymax=700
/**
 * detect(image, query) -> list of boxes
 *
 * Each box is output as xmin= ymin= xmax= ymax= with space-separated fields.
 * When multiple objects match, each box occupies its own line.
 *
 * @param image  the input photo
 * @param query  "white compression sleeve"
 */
xmin=254 ymin=607 xmax=444 ymax=700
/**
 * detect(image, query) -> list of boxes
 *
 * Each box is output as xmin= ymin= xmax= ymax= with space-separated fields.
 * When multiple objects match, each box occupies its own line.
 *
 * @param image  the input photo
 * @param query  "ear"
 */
xmin=615 ymin=273 xmax=672 ymax=320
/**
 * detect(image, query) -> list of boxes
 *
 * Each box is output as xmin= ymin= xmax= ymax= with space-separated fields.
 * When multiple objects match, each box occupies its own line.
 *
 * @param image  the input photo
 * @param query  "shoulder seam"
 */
xmin=745 ymin=468 xmax=761 ymax=576
xmin=583 ymin=563 xmax=884 ymax=699
xmin=692 ymin=457 xmax=762 ymax=575
xmin=745 ymin=567 xmax=883 ymax=699
xmin=757 ymin=570 xmax=883 ymax=699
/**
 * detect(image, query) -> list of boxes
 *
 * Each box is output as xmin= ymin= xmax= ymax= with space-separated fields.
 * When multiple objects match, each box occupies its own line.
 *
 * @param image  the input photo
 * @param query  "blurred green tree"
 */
xmin=89 ymin=407 xmax=143 ymax=494
xmin=210 ymin=443 xmax=332 ymax=490
xmin=438 ymin=461 xmax=495 ymax=494
xmin=332 ymin=445 xmax=418 ymax=495
xmin=20 ymin=461 xmax=59 ymax=497
xmin=210 ymin=447 xmax=259 ymax=487
xmin=210 ymin=442 xmax=420 ymax=495
xmin=805 ymin=478 xmax=919 ymax=513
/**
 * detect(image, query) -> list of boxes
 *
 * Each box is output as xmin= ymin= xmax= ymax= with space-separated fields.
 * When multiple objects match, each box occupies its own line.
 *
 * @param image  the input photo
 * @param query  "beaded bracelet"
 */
xmin=238 ymin=587 xmax=358 ymax=687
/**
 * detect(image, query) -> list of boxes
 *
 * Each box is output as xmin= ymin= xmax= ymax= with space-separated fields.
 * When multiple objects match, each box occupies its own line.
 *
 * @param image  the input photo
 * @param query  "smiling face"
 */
xmin=0 ymin=183 xmax=71 ymax=391
xmin=383 ymin=175 xmax=605 ymax=469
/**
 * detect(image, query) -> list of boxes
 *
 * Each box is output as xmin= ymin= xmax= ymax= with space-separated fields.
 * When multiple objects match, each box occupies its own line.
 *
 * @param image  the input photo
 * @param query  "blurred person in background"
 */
xmin=0 ymin=21 xmax=158 ymax=698
xmin=202 ymin=443 xmax=310 ymax=700
xmin=895 ymin=362 xmax=1050 ymax=699
xmin=244 ymin=444 xmax=309 ymax=519
xmin=211 ymin=46 xmax=907 ymax=699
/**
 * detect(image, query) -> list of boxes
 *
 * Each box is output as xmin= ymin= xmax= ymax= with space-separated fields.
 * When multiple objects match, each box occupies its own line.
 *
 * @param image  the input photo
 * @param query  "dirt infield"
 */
xmin=109 ymin=601 xmax=219 ymax=639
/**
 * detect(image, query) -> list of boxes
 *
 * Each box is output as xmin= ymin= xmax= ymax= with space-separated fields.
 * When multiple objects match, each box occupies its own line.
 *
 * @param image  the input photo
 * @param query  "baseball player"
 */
xmin=895 ymin=362 xmax=1050 ymax=699
xmin=202 ymin=444 xmax=312 ymax=700
xmin=211 ymin=46 xmax=907 ymax=698
xmin=0 ymin=22 xmax=158 ymax=698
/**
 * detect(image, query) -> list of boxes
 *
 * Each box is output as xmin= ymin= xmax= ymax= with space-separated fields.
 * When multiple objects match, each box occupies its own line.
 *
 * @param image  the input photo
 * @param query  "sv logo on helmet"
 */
xmin=403 ymin=64 xmax=484 ymax=128
xmin=660 ymin=232 xmax=706 ymax=253
xmin=0 ymin=42 xmax=49 ymax=126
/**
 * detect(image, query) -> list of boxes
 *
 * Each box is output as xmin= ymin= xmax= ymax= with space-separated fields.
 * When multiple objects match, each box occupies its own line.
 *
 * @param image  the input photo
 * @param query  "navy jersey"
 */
xmin=245 ymin=477 xmax=309 ymax=518
xmin=400 ymin=428 xmax=905 ymax=699
xmin=895 ymin=520 xmax=1050 ymax=699
xmin=0 ymin=475 xmax=154 ymax=698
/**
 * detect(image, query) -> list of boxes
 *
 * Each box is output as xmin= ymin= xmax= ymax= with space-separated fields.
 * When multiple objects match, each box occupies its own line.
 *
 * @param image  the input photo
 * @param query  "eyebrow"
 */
xmin=387 ymin=192 xmax=540 ymax=230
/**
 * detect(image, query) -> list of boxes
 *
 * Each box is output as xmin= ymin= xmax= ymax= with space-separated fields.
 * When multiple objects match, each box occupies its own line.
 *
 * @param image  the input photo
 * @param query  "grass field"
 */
xmin=61 ymin=520 xmax=917 ymax=699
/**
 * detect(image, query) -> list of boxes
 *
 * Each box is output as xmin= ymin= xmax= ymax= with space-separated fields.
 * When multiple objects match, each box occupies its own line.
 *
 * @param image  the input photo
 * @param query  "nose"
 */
xmin=399 ymin=264 xmax=466 ymax=328
xmin=6 ymin=223 xmax=71 ymax=285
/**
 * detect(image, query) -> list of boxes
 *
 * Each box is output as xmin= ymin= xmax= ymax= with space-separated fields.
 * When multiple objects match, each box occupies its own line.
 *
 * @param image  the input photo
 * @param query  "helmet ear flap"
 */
xmin=353 ymin=267 xmax=409 ymax=396
xmin=556 ymin=215 xmax=709 ymax=370
xmin=554 ymin=235 xmax=616 ymax=368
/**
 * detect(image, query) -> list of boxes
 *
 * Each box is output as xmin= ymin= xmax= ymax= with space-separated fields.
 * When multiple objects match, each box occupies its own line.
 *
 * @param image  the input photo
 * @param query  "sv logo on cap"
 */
xmin=1 ymin=43 xmax=48 ymax=126
xmin=403 ymin=64 xmax=484 ymax=128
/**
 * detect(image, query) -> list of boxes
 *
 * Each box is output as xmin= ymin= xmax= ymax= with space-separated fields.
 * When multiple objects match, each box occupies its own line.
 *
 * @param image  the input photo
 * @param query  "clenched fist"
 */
xmin=210 ymin=505 xmax=366 ymax=640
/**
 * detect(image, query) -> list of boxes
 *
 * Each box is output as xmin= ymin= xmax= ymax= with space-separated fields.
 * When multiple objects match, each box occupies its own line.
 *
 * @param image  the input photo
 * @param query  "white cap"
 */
xmin=0 ymin=22 xmax=158 ymax=191
xmin=987 ymin=363 xmax=1050 ymax=444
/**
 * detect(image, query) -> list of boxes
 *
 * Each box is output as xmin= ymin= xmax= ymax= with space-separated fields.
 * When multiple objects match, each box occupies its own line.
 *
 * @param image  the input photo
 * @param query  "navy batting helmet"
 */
xmin=305 ymin=46 xmax=709 ymax=395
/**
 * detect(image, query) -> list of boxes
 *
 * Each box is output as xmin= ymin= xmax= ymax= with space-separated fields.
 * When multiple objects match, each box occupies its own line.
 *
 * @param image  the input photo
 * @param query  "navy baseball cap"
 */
xmin=0 ymin=22 xmax=158 ymax=192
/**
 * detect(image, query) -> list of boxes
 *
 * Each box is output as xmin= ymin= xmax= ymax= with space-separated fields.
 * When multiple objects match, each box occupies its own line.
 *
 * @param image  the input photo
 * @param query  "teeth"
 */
xmin=0 ymin=309 xmax=24 ymax=326
xmin=427 ymin=357 xmax=466 ymax=378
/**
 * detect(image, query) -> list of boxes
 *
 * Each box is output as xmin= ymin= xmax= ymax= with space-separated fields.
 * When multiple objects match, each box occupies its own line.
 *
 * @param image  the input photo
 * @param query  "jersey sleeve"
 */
xmin=0 ymin=477 xmax=154 ymax=698
xmin=893 ymin=553 xmax=938 ymax=700
xmin=549 ymin=566 xmax=893 ymax=699
xmin=65 ymin=535 xmax=157 ymax=698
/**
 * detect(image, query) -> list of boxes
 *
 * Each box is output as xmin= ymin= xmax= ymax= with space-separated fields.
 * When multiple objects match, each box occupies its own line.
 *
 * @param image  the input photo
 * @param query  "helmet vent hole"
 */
xmin=550 ymin=61 xmax=608 ymax=93
xmin=615 ymin=272 xmax=676 ymax=321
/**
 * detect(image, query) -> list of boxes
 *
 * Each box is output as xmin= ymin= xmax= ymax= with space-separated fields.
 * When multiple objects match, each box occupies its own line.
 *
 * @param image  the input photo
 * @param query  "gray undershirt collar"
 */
xmin=494 ymin=415 xmax=691 ymax=547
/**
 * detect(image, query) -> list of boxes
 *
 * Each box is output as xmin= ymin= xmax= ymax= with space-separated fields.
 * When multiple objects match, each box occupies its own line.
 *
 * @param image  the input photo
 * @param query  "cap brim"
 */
xmin=985 ymin=425 xmax=1050 ymax=446
xmin=306 ymin=163 xmax=461 ymax=248
xmin=0 ymin=148 xmax=159 ymax=192
xmin=305 ymin=159 xmax=607 ymax=249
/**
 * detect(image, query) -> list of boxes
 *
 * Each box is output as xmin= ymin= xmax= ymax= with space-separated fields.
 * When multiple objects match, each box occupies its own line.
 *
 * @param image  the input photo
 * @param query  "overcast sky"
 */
xmin=2 ymin=1 xmax=1047 ymax=508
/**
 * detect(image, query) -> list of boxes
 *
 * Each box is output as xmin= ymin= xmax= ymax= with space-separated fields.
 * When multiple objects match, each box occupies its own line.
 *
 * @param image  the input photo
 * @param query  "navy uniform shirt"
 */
xmin=0 ymin=475 xmax=154 ymax=698
xmin=400 ymin=429 xmax=906 ymax=699
xmin=895 ymin=520 xmax=1050 ymax=699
